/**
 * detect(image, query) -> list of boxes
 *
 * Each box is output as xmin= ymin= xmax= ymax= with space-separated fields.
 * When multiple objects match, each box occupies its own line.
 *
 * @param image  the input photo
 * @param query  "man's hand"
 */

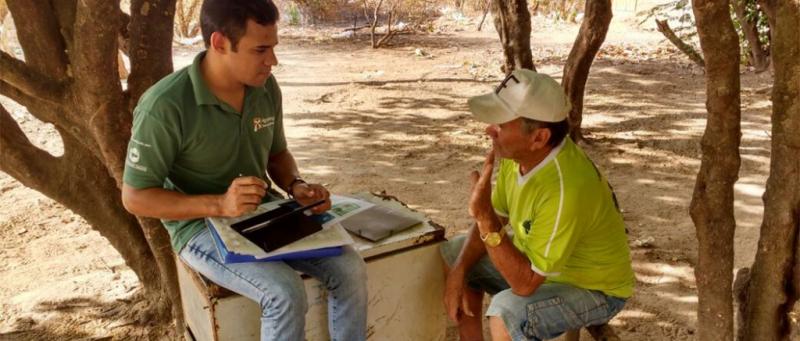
xmin=218 ymin=176 xmax=268 ymax=217
xmin=469 ymin=148 xmax=496 ymax=223
xmin=292 ymin=182 xmax=332 ymax=214
xmin=444 ymin=267 xmax=474 ymax=323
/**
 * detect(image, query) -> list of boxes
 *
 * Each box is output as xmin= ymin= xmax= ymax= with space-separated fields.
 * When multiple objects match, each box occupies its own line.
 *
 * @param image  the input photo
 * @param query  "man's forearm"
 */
xmin=450 ymin=223 xmax=488 ymax=274
xmin=267 ymin=149 xmax=301 ymax=192
xmin=477 ymin=215 xmax=544 ymax=296
xmin=122 ymin=185 xmax=222 ymax=220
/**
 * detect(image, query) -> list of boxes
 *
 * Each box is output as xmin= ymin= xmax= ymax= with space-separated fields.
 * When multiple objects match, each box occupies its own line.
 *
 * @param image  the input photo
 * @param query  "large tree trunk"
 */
xmin=689 ymin=1 xmax=742 ymax=340
xmin=740 ymin=2 xmax=800 ymax=340
xmin=733 ymin=0 xmax=770 ymax=72
xmin=0 ymin=0 xmax=180 ymax=328
xmin=491 ymin=0 xmax=536 ymax=74
xmin=561 ymin=0 xmax=611 ymax=143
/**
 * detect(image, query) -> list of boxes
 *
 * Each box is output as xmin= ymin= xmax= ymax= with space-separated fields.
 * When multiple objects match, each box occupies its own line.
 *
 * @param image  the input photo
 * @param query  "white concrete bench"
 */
xmin=177 ymin=193 xmax=447 ymax=341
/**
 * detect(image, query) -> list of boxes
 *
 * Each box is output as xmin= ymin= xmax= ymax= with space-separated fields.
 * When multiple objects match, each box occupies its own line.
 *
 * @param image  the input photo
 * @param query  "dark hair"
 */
xmin=200 ymin=0 xmax=279 ymax=51
xmin=521 ymin=118 xmax=569 ymax=148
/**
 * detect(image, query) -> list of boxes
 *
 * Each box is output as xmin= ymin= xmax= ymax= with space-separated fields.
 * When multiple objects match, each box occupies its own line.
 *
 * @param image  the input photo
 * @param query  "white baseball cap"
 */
xmin=468 ymin=69 xmax=571 ymax=124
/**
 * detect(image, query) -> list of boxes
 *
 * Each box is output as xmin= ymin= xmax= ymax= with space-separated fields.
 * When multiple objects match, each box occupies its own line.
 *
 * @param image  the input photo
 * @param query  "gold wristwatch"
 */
xmin=480 ymin=229 xmax=504 ymax=248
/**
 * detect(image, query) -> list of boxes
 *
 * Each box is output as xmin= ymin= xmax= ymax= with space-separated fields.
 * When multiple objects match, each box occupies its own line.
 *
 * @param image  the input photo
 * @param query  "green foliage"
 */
xmin=730 ymin=0 xmax=769 ymax=64
xmin=287 ymin=3 xmax=301 ymax=26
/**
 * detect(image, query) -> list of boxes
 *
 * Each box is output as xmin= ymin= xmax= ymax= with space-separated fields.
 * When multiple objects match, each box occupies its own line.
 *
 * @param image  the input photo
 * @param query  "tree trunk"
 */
xmin=733 ymin=0 xmax=770 ymax=72
xmin=477 ymin=0 xmax=491 ymax=32
xmin=375 ymin=4 xmax=398 ymax=48
xmin=689 ymin=1 xmax=742 ymax=341
xmin=561 ymin=0 xmax=611 ymax=143
xmin=491 ymin=0 xmax=536 ymax=74
xmin=1 ymin=0 xmax=181 ymax=329
xmin=367 ymin=0 xmax=383 ymax=48
xmin=740 ymin=2 xmax=800 ymax=340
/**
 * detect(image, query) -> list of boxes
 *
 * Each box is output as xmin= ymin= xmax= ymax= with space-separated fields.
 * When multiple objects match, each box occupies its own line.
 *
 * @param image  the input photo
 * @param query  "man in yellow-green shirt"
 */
xmin=441 ymin=69 xmax=635 ymax=341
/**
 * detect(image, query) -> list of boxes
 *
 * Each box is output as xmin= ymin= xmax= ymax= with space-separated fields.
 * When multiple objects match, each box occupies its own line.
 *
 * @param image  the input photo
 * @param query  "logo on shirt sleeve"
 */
xmin=129 ymin=147 xmax=140 ymax=163
xmin=126 ymin=142 xmax=148 ymax=172
xmin=523 ymin=220 xmax=532 ymax=234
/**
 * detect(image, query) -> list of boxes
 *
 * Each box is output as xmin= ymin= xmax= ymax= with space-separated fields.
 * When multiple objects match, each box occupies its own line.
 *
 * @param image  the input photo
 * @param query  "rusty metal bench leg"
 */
xmin=586 ymin=324 xmax=621 ymax=341
xmin=565 ymin=329 xmax=581 ymax=341
xmin=564 ymin=324 xmax=621 ymax=341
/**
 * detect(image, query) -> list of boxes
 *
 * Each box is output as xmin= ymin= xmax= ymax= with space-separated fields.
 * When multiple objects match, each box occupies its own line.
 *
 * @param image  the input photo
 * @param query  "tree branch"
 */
xmin=127 ymin=0 xmax=177 ymax=105
xmin=0 ymin=51 xmax=67 ymax=104
xmin=6 ymin=0 xmax=70 ymax=79
xmin=72 ymin=0 xmax=124 ymax=100
xmin=0 ymin=104 xmax=60 ymax=183
xmin=71 ymin=0 xmax=129 ymax=181
xmin=0 ymin=80 xmax=41 ymax=109
xmin=51 ymin=0 xmax=77 ymax=57
xmin=655 ymin=19 xmax=705 ymax=67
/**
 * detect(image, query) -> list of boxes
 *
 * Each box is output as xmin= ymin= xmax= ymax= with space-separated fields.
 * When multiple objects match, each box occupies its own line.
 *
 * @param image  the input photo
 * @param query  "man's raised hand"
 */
xmin=468 ymin=148 xmax=496 ymax=222
xmin=218 ymin=176 xmax=268 ymax=217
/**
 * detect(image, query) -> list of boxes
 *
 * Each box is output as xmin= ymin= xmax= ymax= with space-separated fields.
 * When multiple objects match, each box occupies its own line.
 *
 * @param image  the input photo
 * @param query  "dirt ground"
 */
xmin=0 ymin=9 xmax=787 ymax=341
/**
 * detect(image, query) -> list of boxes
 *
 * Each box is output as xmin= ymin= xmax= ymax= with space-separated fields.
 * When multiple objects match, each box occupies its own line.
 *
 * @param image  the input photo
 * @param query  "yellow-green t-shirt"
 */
xmin=491 ymin=137 xmax=635 ymax=298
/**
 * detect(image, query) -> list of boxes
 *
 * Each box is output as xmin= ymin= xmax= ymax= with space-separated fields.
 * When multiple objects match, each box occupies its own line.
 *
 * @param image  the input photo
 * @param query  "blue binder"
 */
xmin=206 ymin=218 xmax=343 ymax=263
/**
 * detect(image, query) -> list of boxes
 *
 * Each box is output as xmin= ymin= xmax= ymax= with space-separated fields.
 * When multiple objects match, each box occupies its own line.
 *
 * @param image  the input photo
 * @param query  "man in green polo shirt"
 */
xmin=120 ymin=1 xmax=367 ymax=340
xmin=440 ymin=69 xmax=635 ymax=341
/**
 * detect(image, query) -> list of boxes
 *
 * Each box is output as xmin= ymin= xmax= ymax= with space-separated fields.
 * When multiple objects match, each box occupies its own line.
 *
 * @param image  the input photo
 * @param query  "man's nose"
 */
xmin=485 ymin=125 xmax=499 ymax=137
xmin=265 ymin=50 xmax=278 ymax=67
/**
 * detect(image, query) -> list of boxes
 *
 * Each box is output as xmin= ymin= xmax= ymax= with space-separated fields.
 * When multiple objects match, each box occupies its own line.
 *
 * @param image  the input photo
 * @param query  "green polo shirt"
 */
xmin=123 ymin=51 xmax=287 ymax=252
xmin=491 ymin=138 xmax=635 ymax=298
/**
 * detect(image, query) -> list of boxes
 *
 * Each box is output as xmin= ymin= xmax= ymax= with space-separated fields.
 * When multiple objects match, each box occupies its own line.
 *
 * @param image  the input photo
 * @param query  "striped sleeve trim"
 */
xmin=531 ymin=262 xmax=561 ymax=277
xmin=544 ymin=158 xmax=565 ymax=257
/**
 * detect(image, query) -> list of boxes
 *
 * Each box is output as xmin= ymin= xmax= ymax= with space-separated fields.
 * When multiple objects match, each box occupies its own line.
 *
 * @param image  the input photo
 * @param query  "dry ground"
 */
xmin=0 ymin=11 xmax=785 ymax=341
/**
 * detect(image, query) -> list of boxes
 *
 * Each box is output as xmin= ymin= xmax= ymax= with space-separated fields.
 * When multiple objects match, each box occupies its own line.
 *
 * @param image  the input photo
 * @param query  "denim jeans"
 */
xmin=441 ymin=235 xmax=626 ymax=341
xmin=179 ymin=227 xmax=368 ymax=341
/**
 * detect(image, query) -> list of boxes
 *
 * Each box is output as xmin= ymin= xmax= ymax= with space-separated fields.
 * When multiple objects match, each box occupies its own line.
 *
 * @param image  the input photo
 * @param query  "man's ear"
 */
xmin=529 ymin=127 xmax=551 ymax=151
xmin=209 ymin=32 xmax=229 ymax=54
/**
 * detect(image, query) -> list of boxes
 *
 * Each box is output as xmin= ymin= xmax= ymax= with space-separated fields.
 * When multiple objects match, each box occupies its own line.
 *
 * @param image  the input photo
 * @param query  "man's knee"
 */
xmin=259 ymin=274 xmax=308 ymax=319
xmin=439 ymin=234 xmax=468 ymax=267
xmin=489 ymin=316 xmax=512 ymax=341
xmin=334 ymin=246 xmax=368 ymax=294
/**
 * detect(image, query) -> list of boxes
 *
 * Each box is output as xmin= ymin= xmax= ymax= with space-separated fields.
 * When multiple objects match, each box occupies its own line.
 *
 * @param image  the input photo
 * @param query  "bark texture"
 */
xmin=689 ymin=1 xmax=742 ymax=340
xmin=740 ymin=1 xmax=800 ymax=339
xmin=561 ymin=0 xmax=612 ymax=142
xmin=0 ymin=0 xmax=181 ymax=327
xmin=490 ymin=0 xmax=536 ymax=74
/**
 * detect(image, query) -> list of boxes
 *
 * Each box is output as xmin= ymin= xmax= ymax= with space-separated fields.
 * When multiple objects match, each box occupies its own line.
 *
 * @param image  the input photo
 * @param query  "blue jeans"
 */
xmin=179 ymin=227 xmax=368 ymax=341
xmin=441 ymin=235 xmax=626 ymax=341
